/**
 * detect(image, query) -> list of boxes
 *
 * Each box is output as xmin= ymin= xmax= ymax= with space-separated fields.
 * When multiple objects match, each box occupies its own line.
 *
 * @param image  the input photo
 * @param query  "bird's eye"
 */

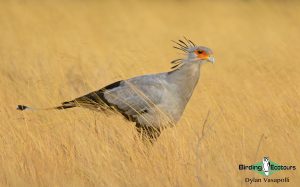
xmin=197 ymin=50 xmax=203 ymax=54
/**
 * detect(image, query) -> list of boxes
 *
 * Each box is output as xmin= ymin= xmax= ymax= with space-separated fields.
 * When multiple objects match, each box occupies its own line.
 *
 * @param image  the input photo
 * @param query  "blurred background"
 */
xmin=0 ymin=0 xmax=299 ymax=186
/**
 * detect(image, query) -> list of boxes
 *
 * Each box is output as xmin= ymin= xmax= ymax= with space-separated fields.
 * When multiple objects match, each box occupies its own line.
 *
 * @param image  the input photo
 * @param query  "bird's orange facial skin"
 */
xmin=194 ymin=50 xmax=209 ymax=60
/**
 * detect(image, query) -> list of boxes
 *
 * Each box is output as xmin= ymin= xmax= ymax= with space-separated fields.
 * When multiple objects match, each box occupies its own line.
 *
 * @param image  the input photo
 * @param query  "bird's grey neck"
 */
xmin=167 ymin=62 xmax=201 ymax=103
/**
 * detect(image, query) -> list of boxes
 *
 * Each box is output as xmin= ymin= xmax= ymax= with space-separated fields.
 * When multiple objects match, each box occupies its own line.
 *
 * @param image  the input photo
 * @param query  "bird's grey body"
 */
xmin=17 ymin=38 xmax=214 ymax=140
xmin=70 ymin=62 xmax=201 ymax=129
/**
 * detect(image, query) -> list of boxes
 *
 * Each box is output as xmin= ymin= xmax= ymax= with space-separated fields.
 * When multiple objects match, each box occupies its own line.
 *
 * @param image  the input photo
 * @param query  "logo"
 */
xmin=239 ymin=156 xmax=296 ymax=184
xmin=262 ymin=157 xmax=270 ymax=176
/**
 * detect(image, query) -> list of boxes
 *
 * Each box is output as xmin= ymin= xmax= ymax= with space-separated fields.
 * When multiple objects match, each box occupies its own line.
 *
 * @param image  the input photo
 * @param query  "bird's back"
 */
xmin=71 ymin=62 xmax=201 ymax=129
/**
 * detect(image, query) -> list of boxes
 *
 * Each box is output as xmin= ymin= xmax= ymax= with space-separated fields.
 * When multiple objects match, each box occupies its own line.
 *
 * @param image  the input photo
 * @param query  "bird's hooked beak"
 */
xmin=208 ymin=56 xmax=215 ymax=64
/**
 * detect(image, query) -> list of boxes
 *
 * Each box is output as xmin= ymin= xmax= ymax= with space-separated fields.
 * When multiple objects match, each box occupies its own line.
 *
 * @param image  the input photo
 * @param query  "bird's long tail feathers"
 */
xmin=16 ymin=101 xmax=76 ymax=111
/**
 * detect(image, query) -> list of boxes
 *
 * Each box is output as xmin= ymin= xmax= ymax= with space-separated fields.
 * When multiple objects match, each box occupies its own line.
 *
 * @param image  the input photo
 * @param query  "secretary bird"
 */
xmin=17 ymin=38 xmax=214 ymax=140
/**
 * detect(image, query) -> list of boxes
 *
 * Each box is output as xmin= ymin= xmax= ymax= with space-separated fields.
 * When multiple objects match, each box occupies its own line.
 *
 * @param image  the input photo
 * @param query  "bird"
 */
xmin=17 ymin=38 xmax=214 ymax=141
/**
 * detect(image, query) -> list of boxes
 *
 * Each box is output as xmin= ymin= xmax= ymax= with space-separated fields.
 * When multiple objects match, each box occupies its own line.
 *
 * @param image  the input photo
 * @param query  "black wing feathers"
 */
xmin=74 ymin=80 xmax=122 ymax=108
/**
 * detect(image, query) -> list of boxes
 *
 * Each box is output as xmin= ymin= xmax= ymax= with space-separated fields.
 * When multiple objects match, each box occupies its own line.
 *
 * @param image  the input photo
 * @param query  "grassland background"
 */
xmin=0 ymin=0 xmax=299 ymax=186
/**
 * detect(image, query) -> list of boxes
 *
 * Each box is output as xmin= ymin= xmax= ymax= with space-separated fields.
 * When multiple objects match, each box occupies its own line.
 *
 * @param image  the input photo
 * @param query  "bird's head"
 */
xmin=172 ymin=38 xmax=214 ymax=65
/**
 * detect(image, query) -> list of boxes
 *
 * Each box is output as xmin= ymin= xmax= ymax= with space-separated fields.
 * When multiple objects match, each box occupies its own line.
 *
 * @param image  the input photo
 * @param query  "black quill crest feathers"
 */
xmin=170 ymin=37 xmax=197 ymax=69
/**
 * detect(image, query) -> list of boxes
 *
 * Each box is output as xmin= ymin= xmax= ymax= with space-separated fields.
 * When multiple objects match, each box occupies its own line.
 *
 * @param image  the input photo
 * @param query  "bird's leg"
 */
xmin=135 ymin=123 xmax=161 ymax=143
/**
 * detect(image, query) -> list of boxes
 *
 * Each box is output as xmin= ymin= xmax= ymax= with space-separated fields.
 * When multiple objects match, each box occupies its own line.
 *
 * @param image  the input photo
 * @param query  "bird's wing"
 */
xmin=73 ymin=74 xmax=167 ymax=119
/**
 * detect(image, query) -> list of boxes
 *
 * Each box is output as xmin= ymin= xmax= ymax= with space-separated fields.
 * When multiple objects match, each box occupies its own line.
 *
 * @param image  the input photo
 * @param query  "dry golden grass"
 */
xmin=0 ymin=0 xmax=300 ymax=186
